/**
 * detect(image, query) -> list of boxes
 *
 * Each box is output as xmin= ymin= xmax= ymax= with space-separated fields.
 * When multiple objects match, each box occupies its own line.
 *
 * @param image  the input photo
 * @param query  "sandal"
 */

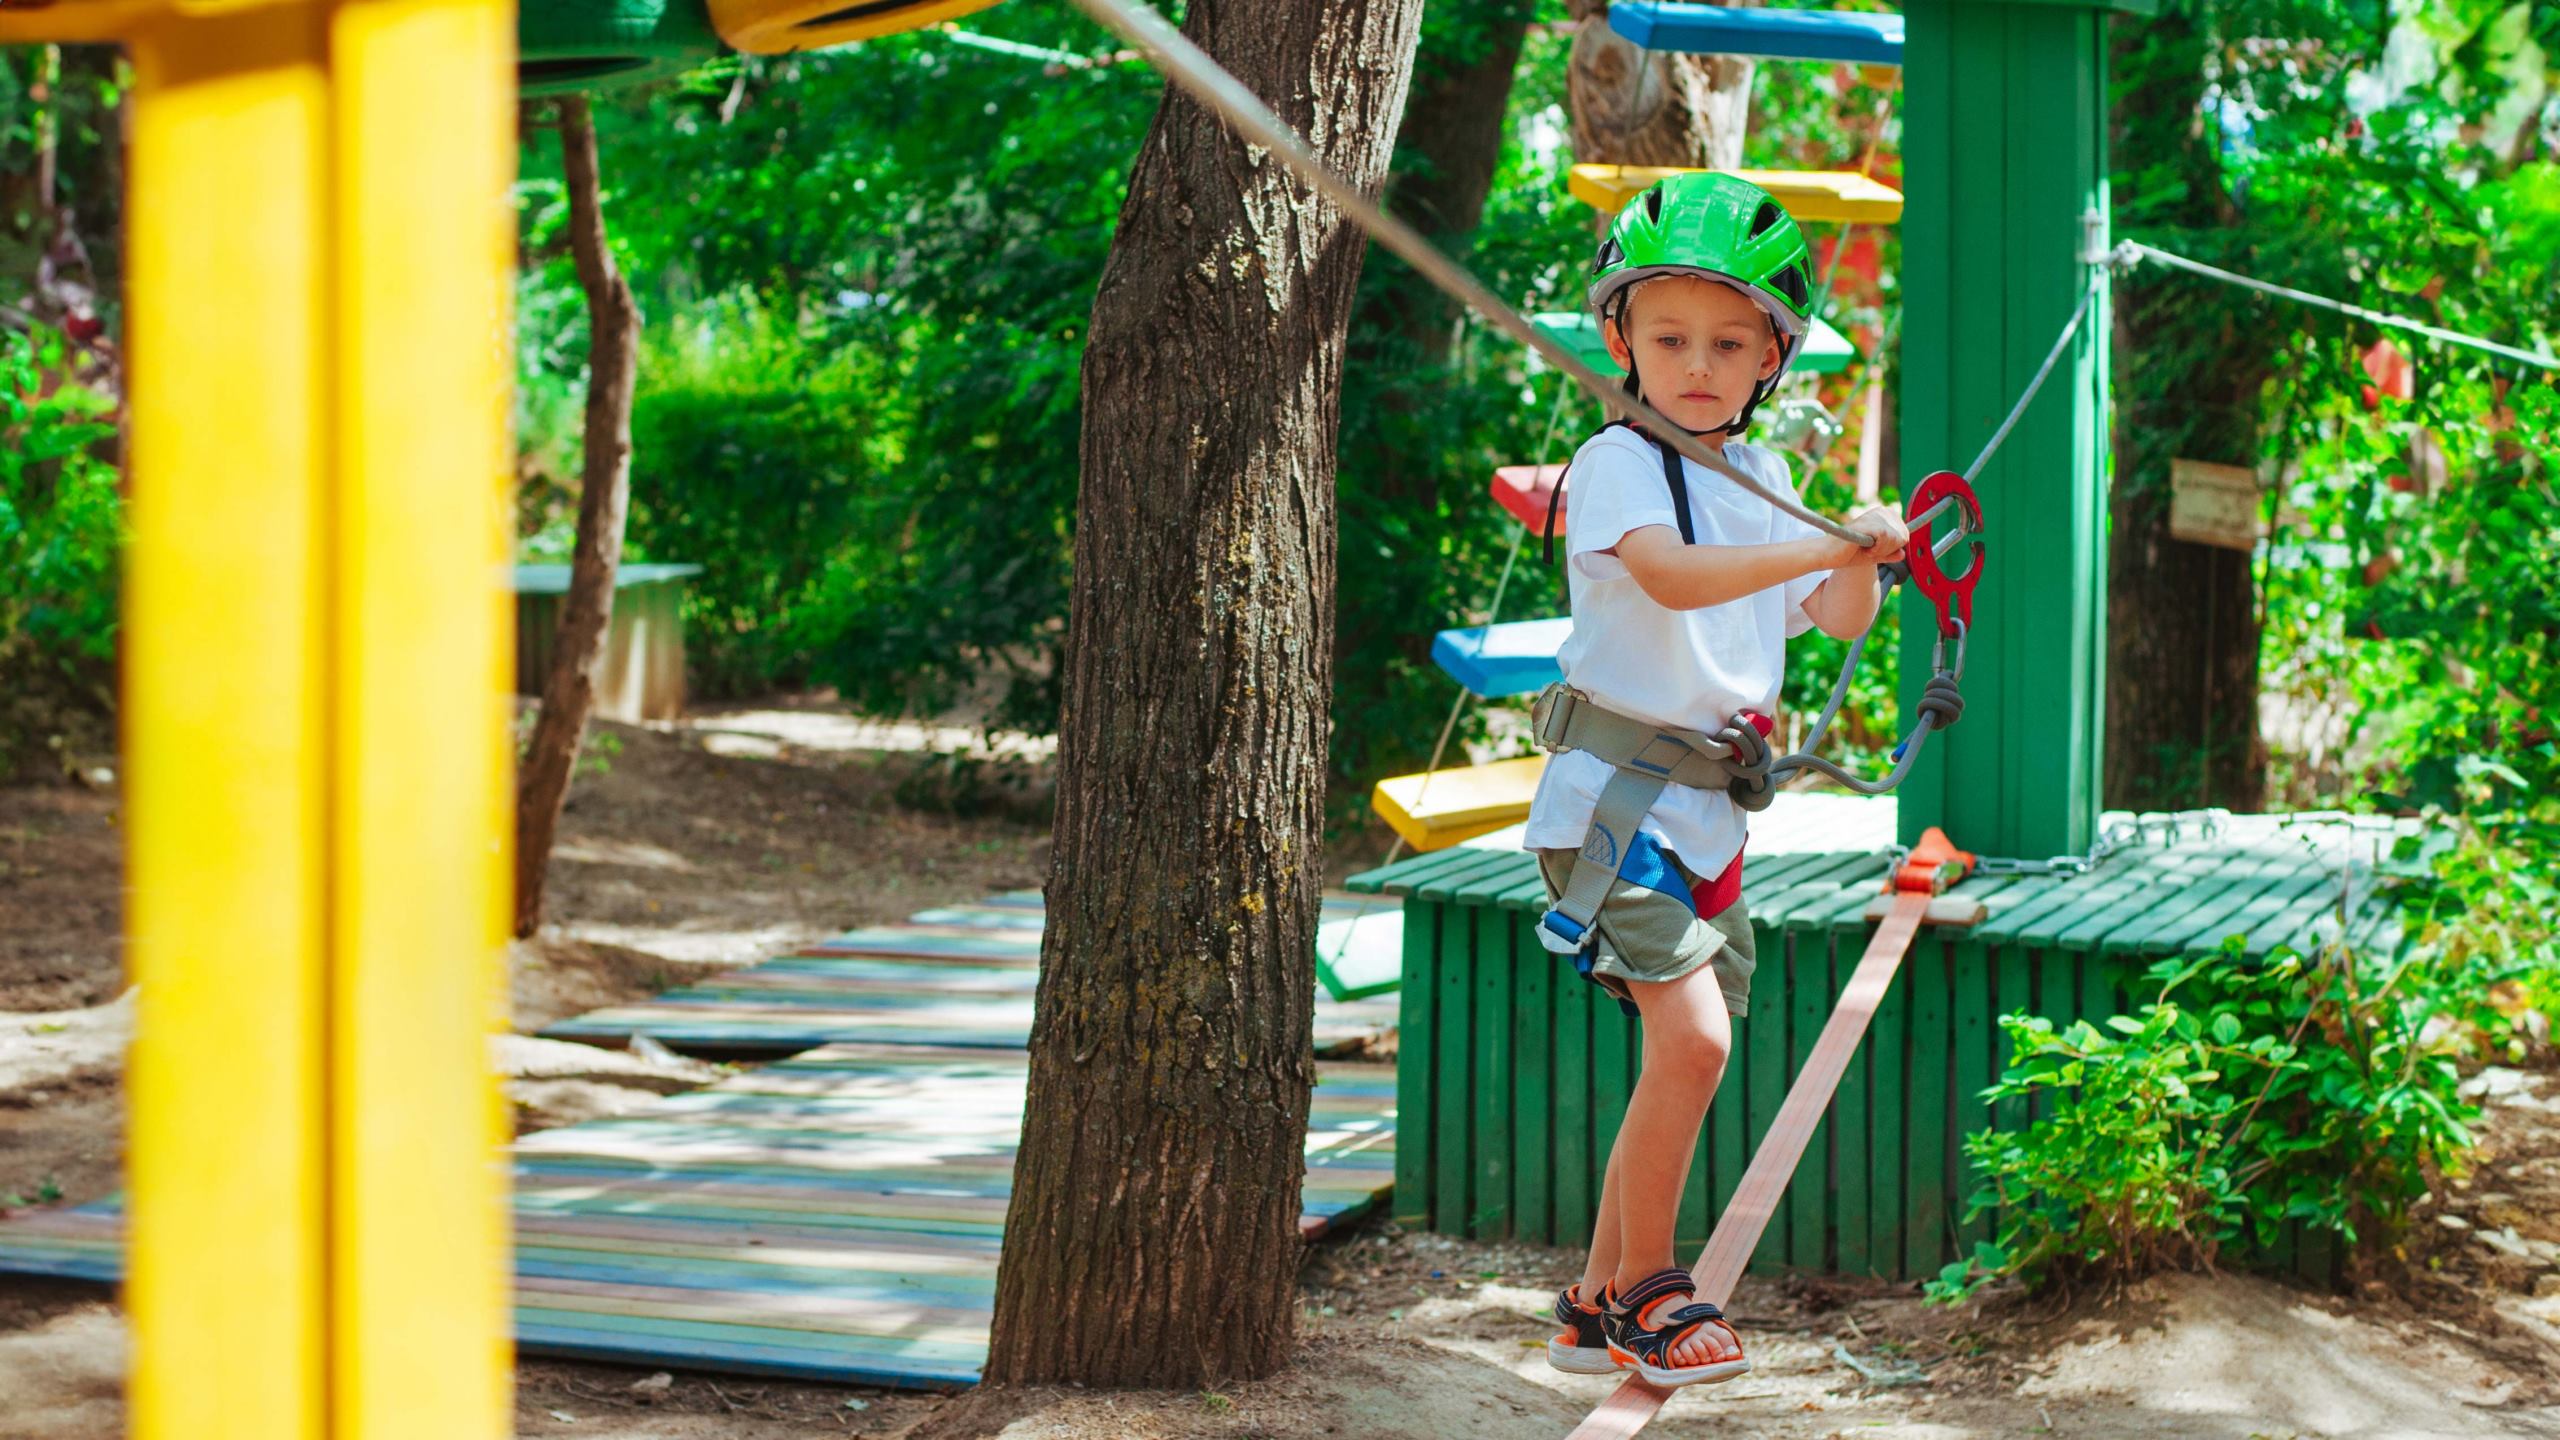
xmin=1546 ymin=1280 xmax=1622 ymax=1375
xmin=1603 ymin=1268 xmax=1751 ymax=1388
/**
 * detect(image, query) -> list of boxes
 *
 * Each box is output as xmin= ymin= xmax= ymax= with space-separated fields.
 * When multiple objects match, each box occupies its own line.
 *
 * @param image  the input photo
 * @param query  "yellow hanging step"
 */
xmin=1569 ymin=164 xmax=1904 ymax=226
xmin=1372 ymin=755 xmax=1547 ymax=853
xmin=714 ymin=0 xmax=1005 ymax=55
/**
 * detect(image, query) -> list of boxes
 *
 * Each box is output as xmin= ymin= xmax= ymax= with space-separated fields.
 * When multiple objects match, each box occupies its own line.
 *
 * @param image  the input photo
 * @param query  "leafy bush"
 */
xmin=0 ymin=324 xmax=121 ymax=775
xmin=1929 ymin=940 xmax=2478 ymax=1305
xmin=622 ymin=297 xmax=912 ymax=699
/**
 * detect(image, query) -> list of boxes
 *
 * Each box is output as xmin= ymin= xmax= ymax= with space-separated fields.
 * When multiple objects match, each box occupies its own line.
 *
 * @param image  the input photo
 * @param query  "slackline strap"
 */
xmin=1562 ymin=889 xmax=1933 ymax=1440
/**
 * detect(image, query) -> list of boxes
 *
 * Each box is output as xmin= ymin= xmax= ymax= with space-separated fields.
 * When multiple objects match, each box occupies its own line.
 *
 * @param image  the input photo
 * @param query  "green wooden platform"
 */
xmin=0 ymin=1044 xmax=1395 ymax=1388
xmin=545 ymin=892 xmax=1405 ymax=1056
xmin=1350 ymin=814 xmax=2412 ymax=1280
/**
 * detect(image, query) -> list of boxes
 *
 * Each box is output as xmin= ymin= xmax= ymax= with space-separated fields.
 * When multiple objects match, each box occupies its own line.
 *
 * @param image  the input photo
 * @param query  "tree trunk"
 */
xmin=2103 ymin=12 xmax=2266 ymax=813
xmin=514 ymin=96 xmax=638 ymax=938
xmin=986 ymin=0 xmax=1423 ymax=1388
xmin=1568 ymin=0 xmax=1757 ymax=171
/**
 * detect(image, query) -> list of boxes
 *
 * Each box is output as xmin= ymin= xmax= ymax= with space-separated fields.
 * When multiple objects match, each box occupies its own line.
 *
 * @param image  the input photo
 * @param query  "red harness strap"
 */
xmin=1564 ymin=829 xmax=1977 ymax=1439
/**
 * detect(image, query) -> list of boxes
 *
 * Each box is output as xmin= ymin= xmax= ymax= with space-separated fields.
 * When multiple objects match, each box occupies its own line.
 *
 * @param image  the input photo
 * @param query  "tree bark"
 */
xmin=986 ymin=0 xmax=1423 ymax=1388
xmin=2103 ymin=13 xmax=2266 ymax=813
xmin=1568 ymin=0 xmax=1757 ymax=171
xmin=514 ymin=96 xmax=638 ymax=938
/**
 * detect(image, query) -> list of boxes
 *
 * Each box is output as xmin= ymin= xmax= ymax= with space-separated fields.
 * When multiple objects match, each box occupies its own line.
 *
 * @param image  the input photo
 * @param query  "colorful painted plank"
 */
xmin=1432 ymin=616 xmax=1573 ymax=699
xmin=1608 ymin=4 xmax=1904 ymax=67
xmin=0 ymin=1044 xmax=1395 ymax=1391
xmin=1371 ymin=754 xmax=1547 ymax=853
xmin=1569 ymin=164 xmax=1907 ymax=225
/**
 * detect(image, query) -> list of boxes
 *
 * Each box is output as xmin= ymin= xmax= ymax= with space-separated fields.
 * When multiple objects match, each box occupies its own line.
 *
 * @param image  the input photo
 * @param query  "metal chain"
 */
xmin=1951 ymin=809 xmax=2231 ymax=878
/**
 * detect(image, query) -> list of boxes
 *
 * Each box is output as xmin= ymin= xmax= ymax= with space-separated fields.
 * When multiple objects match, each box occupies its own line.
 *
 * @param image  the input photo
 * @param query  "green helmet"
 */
xmin=1587 ymin=171 xmax=1815 ymax=345
xmin=1586 ymin=172 xmax=1816 ymax=434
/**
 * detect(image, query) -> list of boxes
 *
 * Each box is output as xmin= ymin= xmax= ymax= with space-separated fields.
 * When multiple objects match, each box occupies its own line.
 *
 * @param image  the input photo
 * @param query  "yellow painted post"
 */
xmin=325 ymin=0 xmax=516 ymax=1434
xmin=123 ymin=14 xmax=334 ymax=1436
xmin=69 ymin=1 xmax=521 ymax=1434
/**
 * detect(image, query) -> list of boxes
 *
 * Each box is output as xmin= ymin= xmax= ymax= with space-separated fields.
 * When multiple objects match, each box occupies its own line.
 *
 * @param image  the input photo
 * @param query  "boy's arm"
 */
xmin=1802 ymin=563 xmax=1886 ymax=639
xmin=1617 ymin=504 xmax=1907 ymax=621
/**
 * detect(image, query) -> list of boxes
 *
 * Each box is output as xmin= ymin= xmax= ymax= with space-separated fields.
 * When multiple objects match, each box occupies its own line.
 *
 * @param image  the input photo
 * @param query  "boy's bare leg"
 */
xmin=1578 ymin=1137 xmax=1626 ymax=1300
xmin=1608 ymin=961 xmax=1744 ymax=1369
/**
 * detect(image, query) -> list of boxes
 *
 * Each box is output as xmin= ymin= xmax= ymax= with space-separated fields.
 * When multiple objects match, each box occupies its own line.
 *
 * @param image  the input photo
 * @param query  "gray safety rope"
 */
xmin=1963 ymin=269 xmax=2105 ymax=483
xmin=2109 ymin=240 xmax=2558 ymax=372
xmin=1062 ymin=0 xmax=1878 ymax=550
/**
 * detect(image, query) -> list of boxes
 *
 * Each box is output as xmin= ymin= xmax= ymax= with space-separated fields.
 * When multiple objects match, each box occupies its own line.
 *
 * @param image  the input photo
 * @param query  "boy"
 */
xmin=1531 ymin=173 xmax=1907 ymax=1389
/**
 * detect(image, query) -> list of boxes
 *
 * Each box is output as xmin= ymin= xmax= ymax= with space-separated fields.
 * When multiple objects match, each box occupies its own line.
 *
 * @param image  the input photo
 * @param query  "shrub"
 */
xmin=1929 ymin=936 xmax=2478 ymax=1304
xmin=0 ymin=324 xmax=121 ymax=776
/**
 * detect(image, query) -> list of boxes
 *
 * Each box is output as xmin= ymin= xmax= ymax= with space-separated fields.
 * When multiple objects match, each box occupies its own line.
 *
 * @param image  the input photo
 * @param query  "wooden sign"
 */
xmin=2168 ymin=458 xmax=2264 ymax=552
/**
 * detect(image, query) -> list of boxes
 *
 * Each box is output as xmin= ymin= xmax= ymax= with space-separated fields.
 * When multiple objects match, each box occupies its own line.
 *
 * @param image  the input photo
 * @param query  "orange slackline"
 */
xmin=1564 ymin=827 xmax=1975 ymax=1439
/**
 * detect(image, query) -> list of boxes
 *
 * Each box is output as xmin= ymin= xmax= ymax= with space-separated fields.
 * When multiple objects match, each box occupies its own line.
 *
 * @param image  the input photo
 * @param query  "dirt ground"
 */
xmin=6 ymin=695 xmax=2560 ymax=1439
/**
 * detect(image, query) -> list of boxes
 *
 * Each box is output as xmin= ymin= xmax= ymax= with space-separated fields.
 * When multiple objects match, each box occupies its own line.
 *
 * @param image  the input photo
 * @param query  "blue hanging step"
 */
xmin=1607 ymin=4 xmax=1904 ymax=68
xmin=1432 ymin=617 xmax=1571 ymax=699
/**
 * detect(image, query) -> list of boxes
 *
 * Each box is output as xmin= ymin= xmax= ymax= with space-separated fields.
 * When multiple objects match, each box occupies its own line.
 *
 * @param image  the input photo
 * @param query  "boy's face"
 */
xmin=1603 ymin=275 xmax=1785 ymax=435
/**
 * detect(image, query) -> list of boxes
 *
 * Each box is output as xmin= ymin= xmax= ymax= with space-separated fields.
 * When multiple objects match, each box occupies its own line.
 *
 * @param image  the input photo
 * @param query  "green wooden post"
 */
xmin=1897 ymin=0 xmax=2149 ymax=858
xmin=1393 ymin=900 xmax=1438 ymax=1229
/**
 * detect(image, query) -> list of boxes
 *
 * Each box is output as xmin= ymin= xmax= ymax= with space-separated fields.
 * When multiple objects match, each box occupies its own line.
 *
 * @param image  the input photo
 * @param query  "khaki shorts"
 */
xmin=1535 ymin=847 xmax=1758 ymax=1017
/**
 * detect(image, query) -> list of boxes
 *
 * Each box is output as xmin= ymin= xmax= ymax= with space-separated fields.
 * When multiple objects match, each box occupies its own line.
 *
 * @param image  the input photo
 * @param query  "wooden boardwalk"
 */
xmin=0 ymin=896 xmax=1403 ymax=1389
xmin=544 ymin=892 xmax=1405 ymax=1055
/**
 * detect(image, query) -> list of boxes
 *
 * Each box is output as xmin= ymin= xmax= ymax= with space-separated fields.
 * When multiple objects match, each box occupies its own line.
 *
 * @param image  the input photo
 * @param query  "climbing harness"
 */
xmin=1527 ymin=683 xmax=1774 ymax=957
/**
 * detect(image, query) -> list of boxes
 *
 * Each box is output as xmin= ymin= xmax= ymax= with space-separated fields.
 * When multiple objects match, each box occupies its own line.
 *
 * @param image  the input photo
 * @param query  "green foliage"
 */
xmin=1928 ymin=941 xmax=2480 ymax=1305
xmin=517 ymin=12 xmax=1155 ymax=727
xmin=2112 ymin=2 xmax=2560 ymax=810
xmin=626 ymin=297 xmax=913 ymax=697
xmin=0 ymin=323 xmax=120 ymax=777
xmin=0 ymin=45 xmax=124 ymax=309
xmin=2392 ymin=804 xmax=2560 ymax=1065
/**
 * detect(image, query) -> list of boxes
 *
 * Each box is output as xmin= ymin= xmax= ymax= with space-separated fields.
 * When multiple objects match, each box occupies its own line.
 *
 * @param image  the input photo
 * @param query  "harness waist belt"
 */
xmin=1531 ymin=683 xmax=1765 ymax=793
xmin=1530 ymin=682 xmax=1773 ymax=962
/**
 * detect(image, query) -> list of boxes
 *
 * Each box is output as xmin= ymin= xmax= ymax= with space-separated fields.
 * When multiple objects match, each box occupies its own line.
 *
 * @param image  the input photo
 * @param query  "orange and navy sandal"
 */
xmin=1602 ymin=1268 xmax=1751 ymax=1388
xmin=1546 ymin=1280 xmax=1622 ymax=1375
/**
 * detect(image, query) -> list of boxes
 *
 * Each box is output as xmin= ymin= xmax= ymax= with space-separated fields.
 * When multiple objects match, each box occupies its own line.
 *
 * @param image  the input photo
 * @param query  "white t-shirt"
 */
xmin=1521 ymin=426 xmax=1828 ymax=879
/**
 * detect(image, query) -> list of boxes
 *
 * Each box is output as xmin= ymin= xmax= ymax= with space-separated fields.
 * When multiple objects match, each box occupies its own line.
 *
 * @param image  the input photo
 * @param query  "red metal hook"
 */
xmin=1904 ymin=470 xmax=1984 ymax=640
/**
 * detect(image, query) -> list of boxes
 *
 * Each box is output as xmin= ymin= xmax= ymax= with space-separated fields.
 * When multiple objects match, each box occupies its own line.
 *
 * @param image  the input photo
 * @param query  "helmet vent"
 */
xmin=1750 ymin=200 xmax=1786 ymax=237
xmin=1644 ymin=187 xmax=1665 ymax=222
xmin=1769 ymin=262 xmax=1810 ymax=310
xmin=1593 ymin=238 xmax=1624 ymax=275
